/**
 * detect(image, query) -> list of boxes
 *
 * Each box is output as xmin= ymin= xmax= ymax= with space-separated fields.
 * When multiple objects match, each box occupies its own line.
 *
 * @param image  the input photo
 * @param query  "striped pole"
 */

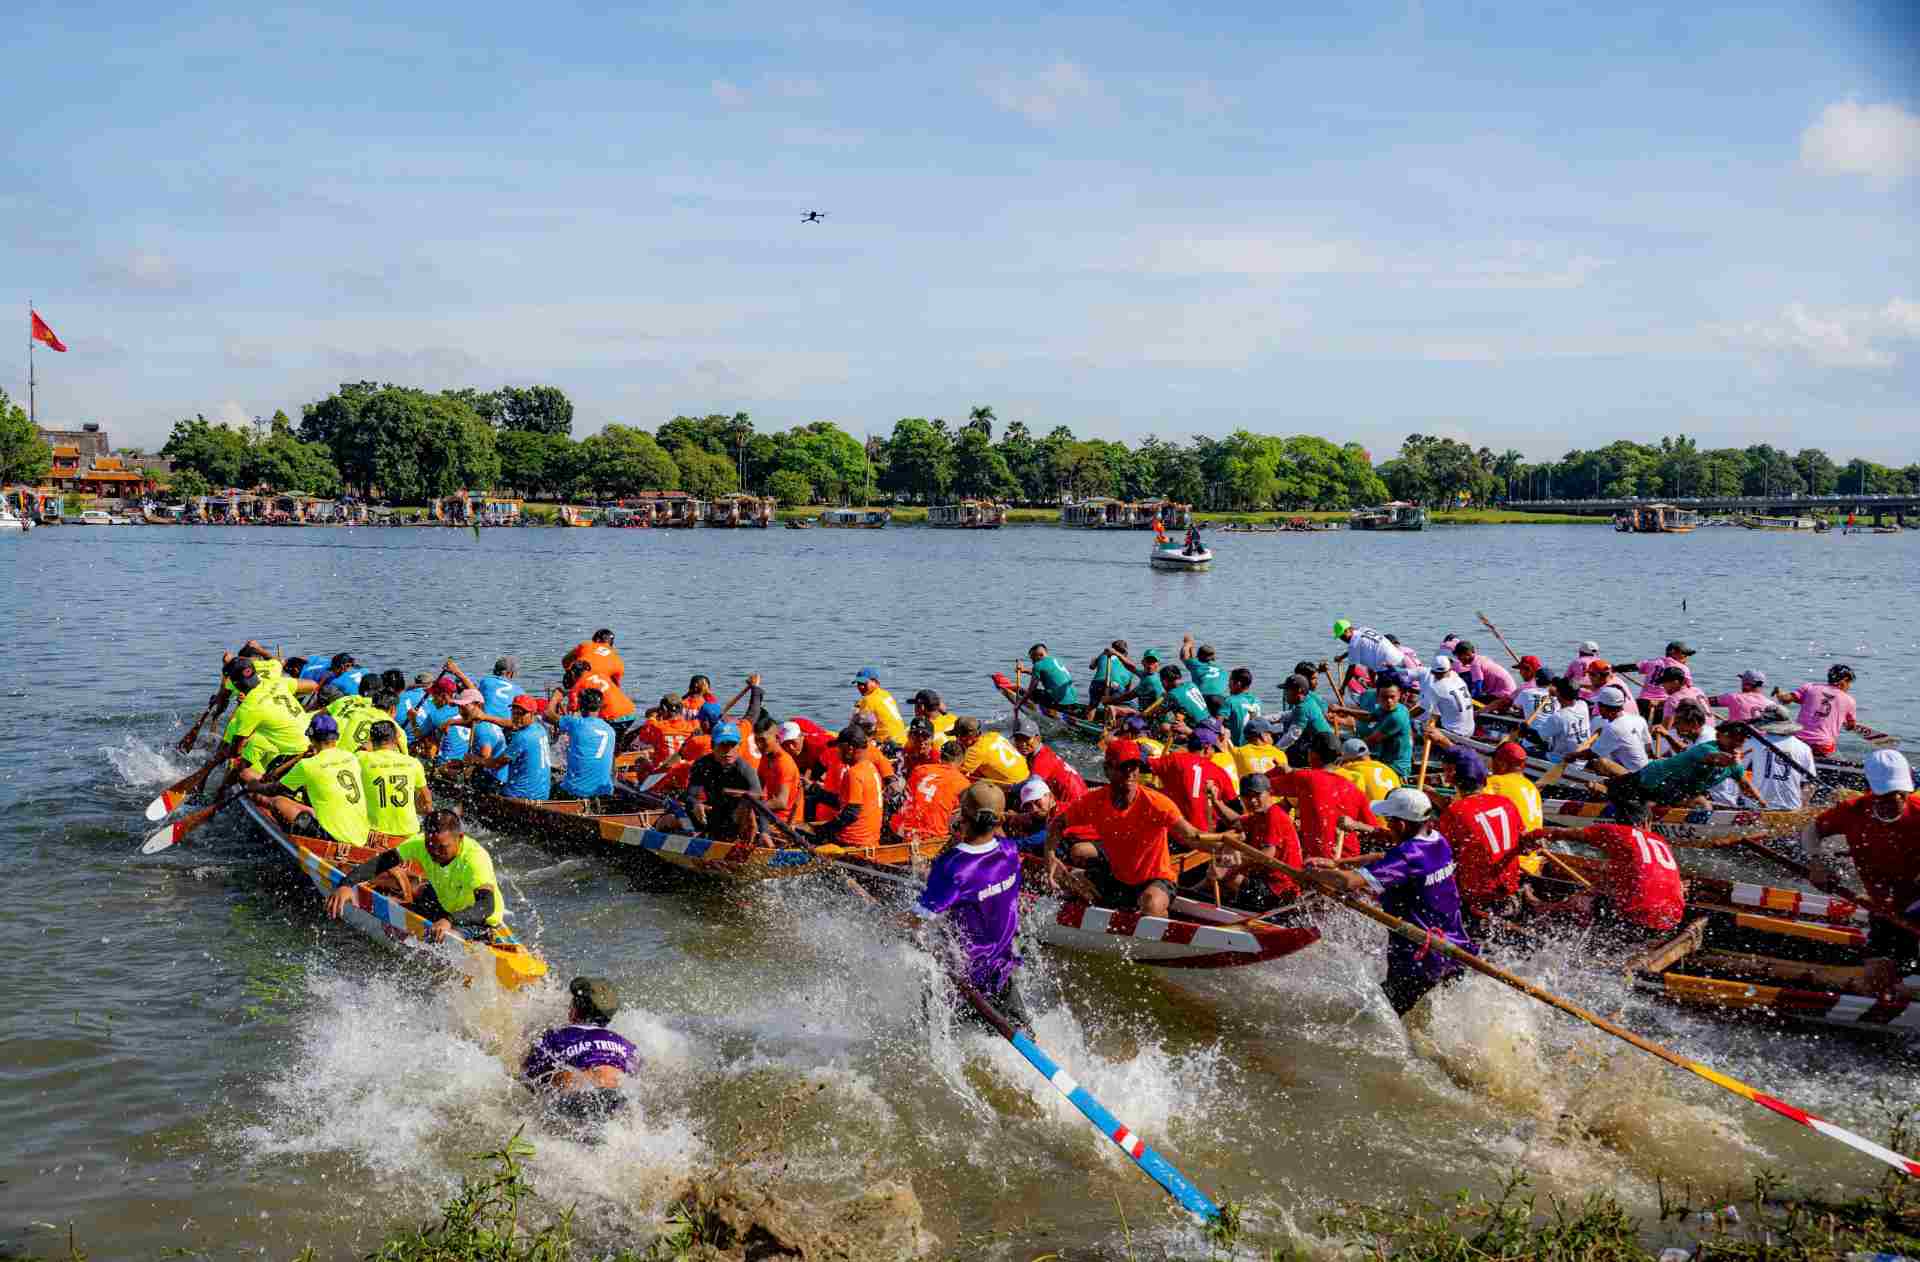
xmin=952 ymin=975 xmax=1222 ymax=1222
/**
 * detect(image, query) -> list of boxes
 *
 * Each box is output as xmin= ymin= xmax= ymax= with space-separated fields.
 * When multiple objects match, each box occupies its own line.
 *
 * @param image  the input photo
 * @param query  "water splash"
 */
xmin=103 ymin=736 xmax=188 ymax=788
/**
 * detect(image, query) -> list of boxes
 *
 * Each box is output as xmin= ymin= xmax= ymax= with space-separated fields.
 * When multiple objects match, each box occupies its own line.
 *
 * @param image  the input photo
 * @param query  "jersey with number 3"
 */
xmin=1579 ymin=823 xmax=1685 ymax=930
xmin=1436 ymin=792 xmax=1526 ymax=911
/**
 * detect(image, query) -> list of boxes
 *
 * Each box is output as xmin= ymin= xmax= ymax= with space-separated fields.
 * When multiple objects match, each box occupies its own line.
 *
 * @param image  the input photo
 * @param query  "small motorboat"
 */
xmin=784 ymin=517 xmax=814 ymax=530
xmin=1150 ymin=543 xmax=1212 ymax=571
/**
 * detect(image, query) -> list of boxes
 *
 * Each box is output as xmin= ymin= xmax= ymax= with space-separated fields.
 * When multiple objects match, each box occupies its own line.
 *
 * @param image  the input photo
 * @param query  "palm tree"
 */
xmin=965 ymin=405 xmax=995 ymax=440
xmin=1492 ymin=449 xmax=1525 ymax=501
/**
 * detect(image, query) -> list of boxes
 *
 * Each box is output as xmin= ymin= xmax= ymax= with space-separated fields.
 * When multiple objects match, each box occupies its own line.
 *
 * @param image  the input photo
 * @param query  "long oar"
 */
xmin=142 ymin=784 xmax=241 ymax=854
xmin=1735 ymin=838 xmax=1920 ymax=943
xmin=1536 ymin=733 xmax=1598 ymax=789
xmin=950 ymin=972 xmax=1223 ymax=1222
xmin=1217 ymin=834 xmax=1920 ymax=1180
xmin=1475 ymin=611 xmax=1524 ymax=667
xmin=144 ymin=752 xmax=227 ymax=821
xmin=1743 ymin=725 xmax=1819 ymax=782
xmin=1852 ymin=722 xmax=1900 ymax=752
xmin=176 ymin=691 xmax=223 ymax=754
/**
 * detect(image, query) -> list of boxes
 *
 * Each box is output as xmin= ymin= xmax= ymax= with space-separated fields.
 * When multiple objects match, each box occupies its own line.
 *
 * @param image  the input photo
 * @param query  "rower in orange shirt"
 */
xmin=816 ymin=727 xmax=884 ymax=847
xmin=561 ymin=629 xmax=624 ymax=689
xmin=895 ymin=742 xmax=971 ymax=842
xmin=560 ymin=661 xmax=636 ymax=740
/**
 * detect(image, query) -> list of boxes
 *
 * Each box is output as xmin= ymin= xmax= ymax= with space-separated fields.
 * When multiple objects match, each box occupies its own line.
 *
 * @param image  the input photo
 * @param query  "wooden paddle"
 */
xmin=1736 ymin=838 xmax=1920 ymax=943
xmin=1536 ymin=733 xmax=1599 ymax=789
xmin=1533 ymin=846 xmax=1594 ymax=889
xmin=1213 ymin=832 xmax=1920 ymax=1180
xmin=1475 ymin=611 xmax=1524 ymax=667
xmin=141 ymin=749 xmax=309 ymax=854
xmin=1414 ymin=736 xmax=1433 ymax=792
xmin=1852 ymin=722 xmax=1900 ymax=751
xmin=176 ymin=690 xmax=224 ymax=754
xmin=144 ymin=750 xmax=231 ymax=822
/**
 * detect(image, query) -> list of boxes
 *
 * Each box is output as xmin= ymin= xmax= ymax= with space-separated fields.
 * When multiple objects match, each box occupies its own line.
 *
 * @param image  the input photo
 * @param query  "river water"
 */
xmin=2 ymin=522 xmax=1917 ymax=1259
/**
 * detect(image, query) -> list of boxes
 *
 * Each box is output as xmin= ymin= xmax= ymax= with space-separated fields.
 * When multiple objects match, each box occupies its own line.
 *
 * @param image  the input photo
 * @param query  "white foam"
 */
xmin=103 ymin=736 xmax=189 ymax=788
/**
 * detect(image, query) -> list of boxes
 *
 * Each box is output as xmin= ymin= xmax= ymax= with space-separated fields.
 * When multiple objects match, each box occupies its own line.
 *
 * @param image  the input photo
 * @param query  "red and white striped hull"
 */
xmin=1031 ymin=894 xmax=1320 ymax=969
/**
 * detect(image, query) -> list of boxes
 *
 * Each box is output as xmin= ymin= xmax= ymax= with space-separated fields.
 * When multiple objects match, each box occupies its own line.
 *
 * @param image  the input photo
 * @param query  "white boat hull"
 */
xmin=1149 ymin=546 xmax=1212 ymax=571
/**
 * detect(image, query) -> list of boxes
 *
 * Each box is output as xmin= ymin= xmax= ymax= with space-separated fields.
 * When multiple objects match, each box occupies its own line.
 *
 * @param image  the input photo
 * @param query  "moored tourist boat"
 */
xmin=556 ymin=504 xmax=595 ymax=527
xmin=1614 ymin=503 xmax=1701 ymax=533
xmin=235 ymin=797 xmax=548 ymax=991
xmin=704 ymin=492 xmax=776 ymax=528
xmin=818 ymin=507 xmax=891 ymax=528
xmin=928 ymin=499 xmax=1007 ymax=529
xmin=1349 ymin=501 xmax=1427 ymax=531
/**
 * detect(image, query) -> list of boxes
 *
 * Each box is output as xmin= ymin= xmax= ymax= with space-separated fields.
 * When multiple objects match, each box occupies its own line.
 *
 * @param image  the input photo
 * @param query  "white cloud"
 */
xmin=1727 ymin=299 xmax=1920 ymax=369
xmin=93 ymin=249 xmax=190 ymax=294
xmin=710 ymin=79 xmax=748 ymax=107
xmin=982 ymin=60 xmax=1095 ymax=124
xmin=1799 ymin=100 xmax=1920 ymax=186
xmin=212 ymin=400 xmax=252 ymax=427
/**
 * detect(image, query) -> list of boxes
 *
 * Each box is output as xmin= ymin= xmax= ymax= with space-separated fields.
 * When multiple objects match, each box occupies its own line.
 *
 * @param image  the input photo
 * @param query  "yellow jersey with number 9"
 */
xmin=358 ymin=747 xmax=427 ymax=837
xmin=279 ymin=746 xmax=370 ymax=846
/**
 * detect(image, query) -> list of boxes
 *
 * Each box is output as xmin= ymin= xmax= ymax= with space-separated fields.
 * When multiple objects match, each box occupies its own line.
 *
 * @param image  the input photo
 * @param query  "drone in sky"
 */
xmin=801 ymin=210 xmax=827 ymax=223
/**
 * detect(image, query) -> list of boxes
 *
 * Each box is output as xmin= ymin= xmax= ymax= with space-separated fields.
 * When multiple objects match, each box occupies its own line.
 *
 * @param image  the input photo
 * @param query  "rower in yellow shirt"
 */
xmin=239 ymin=713 xmax=370 ymax=847
xmin=1231 ymin=717 xmax=1289 ymax=779
xmin=222 ymin=659 xmax=315 ymax=779
xmin=909 ymin=689 xmax=958 ymax=748
xmin=1486 ymin=742 xmax=1547 ymax=875
xmin=1331 ymin=736 xmax=1402 ymax=802
xmin=357 ymin=720 xmax=432 ymax=840
xmin=326 ymin=808 xmax=507 ymax=941
xmin=951 ymin=716 xmax=1030 ymax=785
xmin=850 ymin=668 xmax=908 ymax=744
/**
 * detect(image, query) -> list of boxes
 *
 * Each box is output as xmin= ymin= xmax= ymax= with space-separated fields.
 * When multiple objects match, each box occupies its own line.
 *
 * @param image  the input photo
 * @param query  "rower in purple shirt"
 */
xmin=522 ymin=976 xmax=639 ymax=1133
xmin=1309 ymin=787 xmax=1476 ymax=1016
xmin=910 ymin=781 xmax=1032 ymax=1032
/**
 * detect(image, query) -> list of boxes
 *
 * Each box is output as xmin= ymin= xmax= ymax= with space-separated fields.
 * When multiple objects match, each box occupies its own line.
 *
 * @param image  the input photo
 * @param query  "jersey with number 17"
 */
xmin=1436 ymin=792 xmax=1526 ymax=911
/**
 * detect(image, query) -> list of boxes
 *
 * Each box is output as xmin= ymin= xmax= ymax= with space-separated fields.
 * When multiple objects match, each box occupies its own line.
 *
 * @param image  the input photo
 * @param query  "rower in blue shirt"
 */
xmin=478 ymin=656 xmax=525 ymax=719
xmin=551 ymin=689 xmax=617 ymax=799
xmin=469 ymin=697 xmax=552 ymax=801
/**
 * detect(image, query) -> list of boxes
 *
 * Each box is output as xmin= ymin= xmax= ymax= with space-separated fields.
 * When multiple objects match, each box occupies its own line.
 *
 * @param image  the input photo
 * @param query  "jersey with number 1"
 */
xmin=1436 ymin=792 xmax=1526 ymax=911
xmin=1578 ymin=823 xmax=1685 ymax=931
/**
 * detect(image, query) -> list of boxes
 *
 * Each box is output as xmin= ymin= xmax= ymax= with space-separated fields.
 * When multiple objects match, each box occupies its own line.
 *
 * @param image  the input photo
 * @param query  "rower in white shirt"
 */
xmin=1333 ymin=618 xmax=1408 ymax=691
xmin=1421 ymin=654 xmax=1477 ymax=741
xmin=1570 ymin=685 xmax=1652 ymax=775
xmin=1527 ymin=677 xmax=1591 ymax=761
xmin=1741 ymin=730 xmax=1814 ymax=811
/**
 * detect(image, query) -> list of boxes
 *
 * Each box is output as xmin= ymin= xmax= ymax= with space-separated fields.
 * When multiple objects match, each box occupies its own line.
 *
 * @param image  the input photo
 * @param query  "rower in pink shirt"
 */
xmin=1712 ymin=670 xmax=1787 ymax=724
xmin=1582 ymin=659 xmax=1630 ymax=702
xmin=1563 ymin=640 xmax=1601 ymax=686
xmin=1655 ymin=667 xmax=1710 ymax=726
xmin=1451 ymin=640 xmax=1516 ymax=712
xmin=1775 ymin=665 xmax=1859 ymax=756
xmin=1622 ymin=640 xmax=1696 ymax=717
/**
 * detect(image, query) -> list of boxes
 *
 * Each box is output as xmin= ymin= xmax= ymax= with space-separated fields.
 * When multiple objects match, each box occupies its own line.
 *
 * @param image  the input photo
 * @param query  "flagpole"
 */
xmin=28 ymin=298 xmax=35 ymax=427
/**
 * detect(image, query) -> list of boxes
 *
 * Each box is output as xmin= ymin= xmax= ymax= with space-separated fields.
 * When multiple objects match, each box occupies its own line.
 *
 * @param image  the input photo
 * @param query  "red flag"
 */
xmin=31 ymin=310 xmax=66 ymax=352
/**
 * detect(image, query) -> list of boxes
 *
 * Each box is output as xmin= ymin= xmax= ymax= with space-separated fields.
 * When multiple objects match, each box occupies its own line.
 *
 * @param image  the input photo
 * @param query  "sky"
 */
xmin=3 ymin=0 xmax=1917 ymax=463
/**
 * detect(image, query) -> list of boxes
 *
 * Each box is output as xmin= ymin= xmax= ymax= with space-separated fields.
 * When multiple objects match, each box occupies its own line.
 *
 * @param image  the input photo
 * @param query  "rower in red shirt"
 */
xmin=1804 ymin=750 xmax=1920 ymax=973
xmin=1206 ymin=772 xmax=1304 ymax=911
xmin=1523 ymin=822 xmax=1685 ymax=944
xmin=1432 ymin=746 xmax=1528 ymax=928
xmin=1267 ymin=730 xmax=1379 ymax=861
xmin=1149 ymin=724 xmax=1237 ymax=830
xmin=1009 ymin=714 xmax=1086 ymax=804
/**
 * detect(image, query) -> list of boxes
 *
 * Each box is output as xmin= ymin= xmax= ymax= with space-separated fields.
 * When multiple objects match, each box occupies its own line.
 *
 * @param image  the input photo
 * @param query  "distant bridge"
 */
xmin=1505 ymin=494 xmax=1918 ymax=522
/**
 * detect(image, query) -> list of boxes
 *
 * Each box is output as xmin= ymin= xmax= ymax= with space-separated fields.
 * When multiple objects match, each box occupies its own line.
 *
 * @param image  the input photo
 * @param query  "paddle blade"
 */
xmin=143 ymin=791 xmax=178 ymax=822
xmin=142 ymin=821 xmax=183 ymax=854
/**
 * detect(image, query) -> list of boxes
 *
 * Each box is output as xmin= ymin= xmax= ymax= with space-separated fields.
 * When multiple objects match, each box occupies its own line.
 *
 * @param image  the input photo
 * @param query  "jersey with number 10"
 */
xmin=1576 ymin=823 xmax=1685 ymax=930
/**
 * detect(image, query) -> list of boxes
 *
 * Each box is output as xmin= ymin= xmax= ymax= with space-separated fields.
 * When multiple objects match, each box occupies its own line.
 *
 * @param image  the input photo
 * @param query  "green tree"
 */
xmin=767 ymin=468 xmax=813 ymax=506
xmin=672 ymin=443 xmax=740 ymax=499
xmin=0 ymin=388 xmax=52 ymax=485
xmin=950 ymin=428 xmax=1016 ymax=499
xmin=964 ymin=404 xmax=995 ymax=440
xmin=169 ymin=468 xmax=212 ymax=501
xmin=491 ymin=385 xmax=574 ymax=435
xmin=161 ymin=414 xmax=253 ymax=487
xmin=244 ymin=432 xmax=342 ymax=495
xmin=577 ymin=425 xmax=678 ymax=498
xmin=881 ymin=418 xmax=953 ymax=503
xmin=497 ymin=430 xmax=554 ymax=496
xmin=777 ymin=423 xmax=871 ymax=503
xmin=1793 ymin=447 xmax=1839 ymax=496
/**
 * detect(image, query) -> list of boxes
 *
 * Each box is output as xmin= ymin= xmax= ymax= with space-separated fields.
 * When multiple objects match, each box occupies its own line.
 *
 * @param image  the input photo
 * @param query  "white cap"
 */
xmin=1019 ymin=778 xmax=1052 ymax=805
xmin=776 ymin=721 xmax=803 ymax=743
xmin=1594 ymin=685 xmax=1630 ymax=708
xmin=1374 ymin=787 xmax=1434 ymax=822
xmin=1578 ymin=640 xmax=1600 ymax=654
xmin=1431 ymin=654 xmax=1454 ymax=673
xmin=1866 ymin=750 xmax=1914 ymax=795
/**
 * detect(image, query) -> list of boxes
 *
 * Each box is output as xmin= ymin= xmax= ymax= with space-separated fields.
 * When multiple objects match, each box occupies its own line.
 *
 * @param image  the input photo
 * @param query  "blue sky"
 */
xmin=4 ymin=0 xmax=1916 ymax=461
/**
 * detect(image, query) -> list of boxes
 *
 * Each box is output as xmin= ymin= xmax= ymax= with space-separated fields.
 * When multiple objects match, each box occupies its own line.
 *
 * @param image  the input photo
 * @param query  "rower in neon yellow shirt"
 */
xmin=1331 ymin=736 xmax=1402 ymax=802
xmin=1231 ymin=718 xmax=1289 ymax=779
xmin=851 ymin=668 xmax=908 ymax=744
xmin=951 ymin=716 xmax=1030 ymax=785
xmin=327 ymin=808 xmax=507 ymax=939
xmin=223 ymin=659 xmax=313 ymax=777
xmin=322 ymin=691 xmax=381 ymax=753
xmin=357 ymin=721 xmax=431 ymax=838
xmin=239 ymin=713 xmax=369 ymax=846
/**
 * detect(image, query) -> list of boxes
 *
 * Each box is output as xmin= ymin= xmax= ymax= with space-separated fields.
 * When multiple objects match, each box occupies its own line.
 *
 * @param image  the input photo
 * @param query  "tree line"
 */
xmin=145 ymin=381 xmax=1920 ymax=509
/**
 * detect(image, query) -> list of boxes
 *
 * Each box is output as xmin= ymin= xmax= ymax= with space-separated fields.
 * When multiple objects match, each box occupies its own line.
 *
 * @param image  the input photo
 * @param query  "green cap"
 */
xmin=1333 ymin=619 xmax=1352 ymax=638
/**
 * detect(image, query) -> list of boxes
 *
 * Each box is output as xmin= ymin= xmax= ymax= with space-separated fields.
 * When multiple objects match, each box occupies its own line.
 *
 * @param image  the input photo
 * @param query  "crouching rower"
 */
xmin=324 ymin=807 xmax=508 ymax=943
xmin=1306 ymin=787 xmax=1477 ymax=1017
xmin=523 ymin=976 xmax=638 ymax=1131
xmin=910 ymin=782 xmax=1033 ymax=1032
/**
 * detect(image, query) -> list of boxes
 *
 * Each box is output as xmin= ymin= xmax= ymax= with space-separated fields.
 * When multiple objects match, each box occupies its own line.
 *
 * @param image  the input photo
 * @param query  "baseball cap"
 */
xmin=1865 ymin=750 xmax=1914 ymax=795
xmin=1517 ymin=655 xmax=1543 ymax=674
xmin=1340 ymin=737 xmax=1368 ymax=758
xmin=1019 ymin=778 xmax=1052 ymax=805
xmin=1332 ymin=618 xmax=1353 ymax=639
xmin=453 ymin=688 xmax=484 ymax=707
xmin=1667 ymin=641 xmax=1696 ymax=656
xmin=431 ymin=674 xmax=459 ymax=694
xmin=1446 ymin=746 xmax=1489 ymax=786
xmin=510 ymin=694 xmax=542 ymax=713
xmin=1493 ymin=741 xmax=1528 ymax=769
xmin=329 ymin=652 xmax=356 ymax=669
xmin=569 ymin=976 xmax=619 ymax=1021
xmin=1186 ymin=726 xmax=1220 ymax=750
xmin=836 ymin=725 xmax=870 ymax=749
xmin=1241 ymin=773 xmax=1272 ymax=795
xmin=1586 ymin=659 xmax=1612 ymax=678
xmin=1577 ymin=640 xmax=1600 ymax=654
xmin=318 ymin=683 xmax=346 ymax=706
xmin=1431 ymin=655 xmax=1454 ymax=674
xmin=1284 ymin=673 xmax=1311 ymax=693
xmin=1245 ymin=717 xmax=1274 ymax=736
xmin=1594 ymin=685 xmax=1629 ymax=708
xmin=413 ymin=672 xmax=433 ymax=686
xmin=1010 ymin=713 xmax=1041 ymax=739
xmin=712 ymin=722 xmax=741 ymax=746
xmin=908 ymin=716 xmax=934 ymax=739
xmin=961 ymin=781 xmax=1006 ymax=820
xmin=308 ymin=713 xmax=339 ymax=737
xmin=776 ymin=721 xmax=803 ymax=743
xmin=1121 ymin=715 xmax=1149 ymax=734
xmin=494 ymin=656 xmax=518 ymax=675
xmin=1453 ymin=640 xmax=1476 ymax=655
xmin=851 ymin=667 xmax=880 ymax=685
xmin=1739 ymin=669 xmax=1767 ymax=686
xmin=1104 ymin=739 xmax=1149 ymax=769
xmin=1374 ymin=787 xmax=1434 ymax=822
xmin=910 ymin=689 xmax=942 ymax=709
xmin=1141 ymin=648 xmax=1166 ymax=663
xmin=697 ymin=701 xmax=723 ymax=725
xmin=953 ymin=716 xmax=982 ymax=737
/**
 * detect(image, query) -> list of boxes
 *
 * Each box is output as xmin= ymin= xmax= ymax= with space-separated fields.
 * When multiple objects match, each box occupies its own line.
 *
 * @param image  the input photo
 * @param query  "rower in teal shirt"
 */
xmin=1133 ymin=651 xmax=1169 ymax=708
xmin=1220 ymin=667 xmax=1264 ymax=744
xmin=1151 ymin=665 xmax=1211 ymax=725
xmin=1180 ymin=635 xmax=1229 ymax=700
xmin=1023 ymin=643 xmax=1080 ymax=708
xmin=1355 ymin=680 xmax=1415 ymax=778
xmin=1087 ymin=644 xmax=1137 ymax=707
